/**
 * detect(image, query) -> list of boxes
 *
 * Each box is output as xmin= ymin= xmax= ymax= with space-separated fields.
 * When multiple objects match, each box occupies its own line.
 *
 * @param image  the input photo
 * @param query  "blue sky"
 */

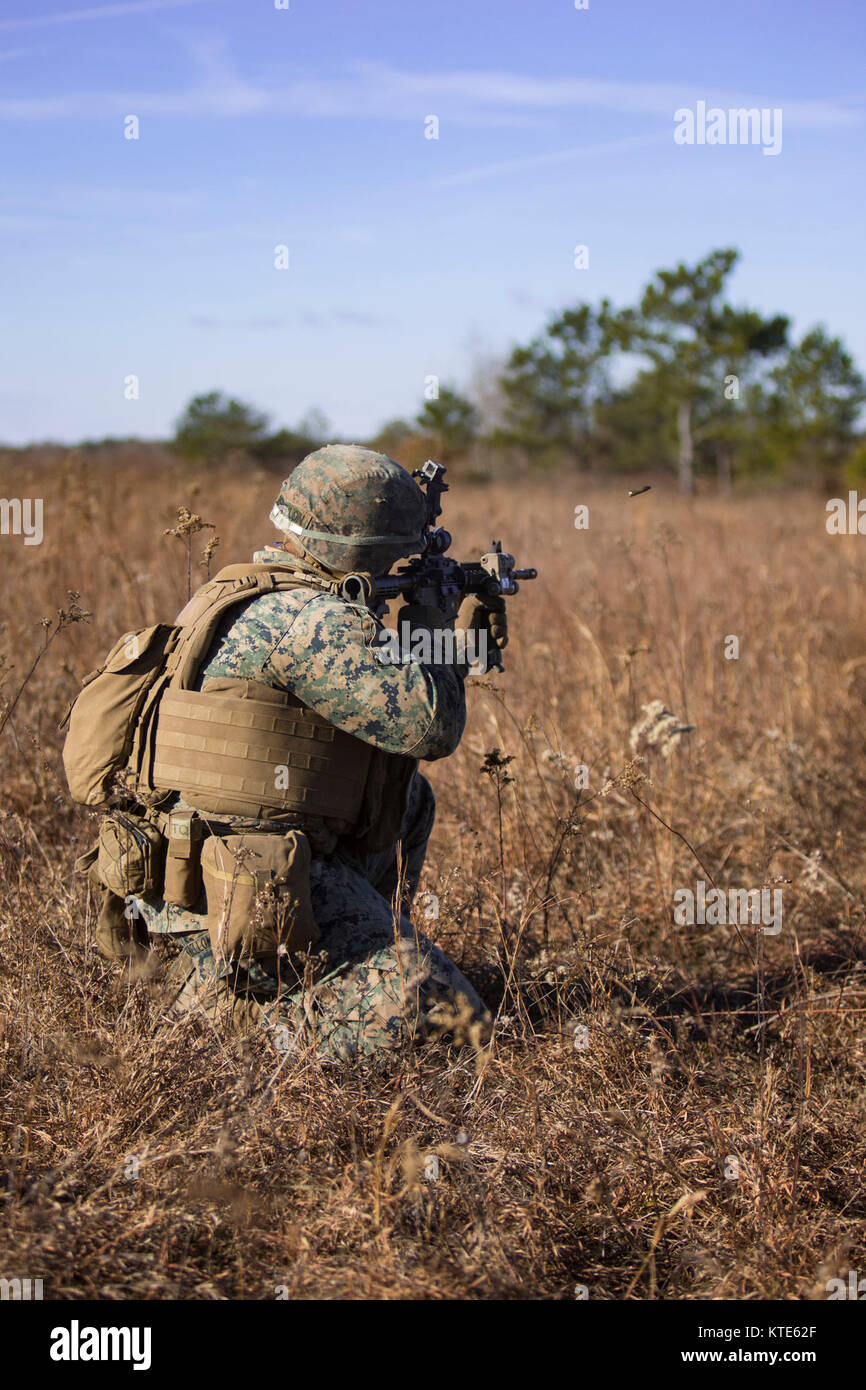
xmin=0 ymin=0 xmax=863 ymax=444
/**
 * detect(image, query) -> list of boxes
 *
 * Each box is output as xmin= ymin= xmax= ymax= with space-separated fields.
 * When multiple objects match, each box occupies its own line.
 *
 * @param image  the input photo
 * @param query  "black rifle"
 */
xmin=340 ymin=460 xmax=537 ymax=672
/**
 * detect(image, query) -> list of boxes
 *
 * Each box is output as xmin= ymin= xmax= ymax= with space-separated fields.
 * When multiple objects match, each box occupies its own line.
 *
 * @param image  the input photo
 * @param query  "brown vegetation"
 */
xmin=1 ymin=448 xmax=864 ymax=1299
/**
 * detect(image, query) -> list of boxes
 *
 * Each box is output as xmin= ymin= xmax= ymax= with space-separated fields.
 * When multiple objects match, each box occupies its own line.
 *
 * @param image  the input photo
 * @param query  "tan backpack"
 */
xmin=61 ymin=563 xmax=312 ymax=807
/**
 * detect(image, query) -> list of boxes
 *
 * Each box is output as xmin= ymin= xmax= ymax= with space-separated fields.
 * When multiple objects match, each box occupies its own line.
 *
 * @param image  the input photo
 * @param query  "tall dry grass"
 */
xmin=0 ymin=447 xmax=864 ymax=1299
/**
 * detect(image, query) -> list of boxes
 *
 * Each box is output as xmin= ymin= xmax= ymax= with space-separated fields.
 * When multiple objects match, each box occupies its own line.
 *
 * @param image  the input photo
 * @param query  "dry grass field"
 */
xmin=1 ymin=447 xmax=864 ymax=1300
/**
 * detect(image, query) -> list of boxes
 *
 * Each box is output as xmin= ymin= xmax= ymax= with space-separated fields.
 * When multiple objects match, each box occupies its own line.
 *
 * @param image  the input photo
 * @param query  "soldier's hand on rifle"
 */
xmin=456 ymin=593 xmax=508 ymax=650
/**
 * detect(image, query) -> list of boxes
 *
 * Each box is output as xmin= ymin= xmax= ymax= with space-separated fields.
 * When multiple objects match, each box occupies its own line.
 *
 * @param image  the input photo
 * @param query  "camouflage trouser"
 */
xmin=148 ymin=774 xmax=490 ymax=1062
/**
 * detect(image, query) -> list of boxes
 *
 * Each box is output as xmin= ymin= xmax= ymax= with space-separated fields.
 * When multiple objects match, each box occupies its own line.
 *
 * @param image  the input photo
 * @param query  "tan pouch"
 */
xmin=74 ymin=843 xmax=100 ymax=882
xmin=162 ymin=810 xmax=204 ymax=909
xmin=75 ymin=842 xmax=148 ymax=961
xmin=61 ymin=623 xmax=178 ymax=806
xmin=97 ymin=809 xmax=165 ymax=899
xmin=200 ymin=830 xmax=319 ymax=962
xmin=95 ymin=889 xmax=149 ymax=962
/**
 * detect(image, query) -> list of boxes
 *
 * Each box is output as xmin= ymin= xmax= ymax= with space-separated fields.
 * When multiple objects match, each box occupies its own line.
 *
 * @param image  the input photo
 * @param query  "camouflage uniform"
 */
xmin=137 ymin=446 xmax=491 ymax=1062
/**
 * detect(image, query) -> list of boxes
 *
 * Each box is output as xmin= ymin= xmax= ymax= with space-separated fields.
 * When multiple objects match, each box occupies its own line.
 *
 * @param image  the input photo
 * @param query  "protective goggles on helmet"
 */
xmin=269 ymin=499 xmax=424 ymax=552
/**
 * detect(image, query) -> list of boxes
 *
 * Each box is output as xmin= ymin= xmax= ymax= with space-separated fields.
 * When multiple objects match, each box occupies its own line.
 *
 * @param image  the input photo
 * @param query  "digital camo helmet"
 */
xmin=270 ymin=444 xmax=427 ymax=576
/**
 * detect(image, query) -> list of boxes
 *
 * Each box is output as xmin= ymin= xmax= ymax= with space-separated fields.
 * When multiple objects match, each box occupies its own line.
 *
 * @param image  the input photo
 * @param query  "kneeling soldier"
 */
xmin=70 ymin=446 xmax=502 ymax=1062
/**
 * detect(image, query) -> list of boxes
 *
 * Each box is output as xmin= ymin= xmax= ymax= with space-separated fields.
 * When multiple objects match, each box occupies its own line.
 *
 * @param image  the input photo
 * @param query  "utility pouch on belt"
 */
xmin=75 ymin=839 xmax=150 ymax=962
xmin=97 ymin=809 xmax=165 ymax=899
xmin=200 ymin=830 xmax=318 ymax=963
xmin=162 ymin=810 xmax=204 ymax=909
xmin=95 ymin=890 xmax=149 ymax=963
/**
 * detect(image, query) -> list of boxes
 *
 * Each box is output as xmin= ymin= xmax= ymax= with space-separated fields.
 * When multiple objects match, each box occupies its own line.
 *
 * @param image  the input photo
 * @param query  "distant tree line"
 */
xmin=173 ymin=394 xmax=330 ymax=472
xmin=173 ymin=248 xmax=866 ymax=493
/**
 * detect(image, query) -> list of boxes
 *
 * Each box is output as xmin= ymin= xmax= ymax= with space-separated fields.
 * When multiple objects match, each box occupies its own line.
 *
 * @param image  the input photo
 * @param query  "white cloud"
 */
xmin=355 ymin=64 xmax=861 ymax=129
xmin=421 ymin=132 xmax=671 ymax=190
xmin=0 ymin=0 xmax=212 ymax=32
xmin=0 ymin=45 xmax=859 ymax=132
